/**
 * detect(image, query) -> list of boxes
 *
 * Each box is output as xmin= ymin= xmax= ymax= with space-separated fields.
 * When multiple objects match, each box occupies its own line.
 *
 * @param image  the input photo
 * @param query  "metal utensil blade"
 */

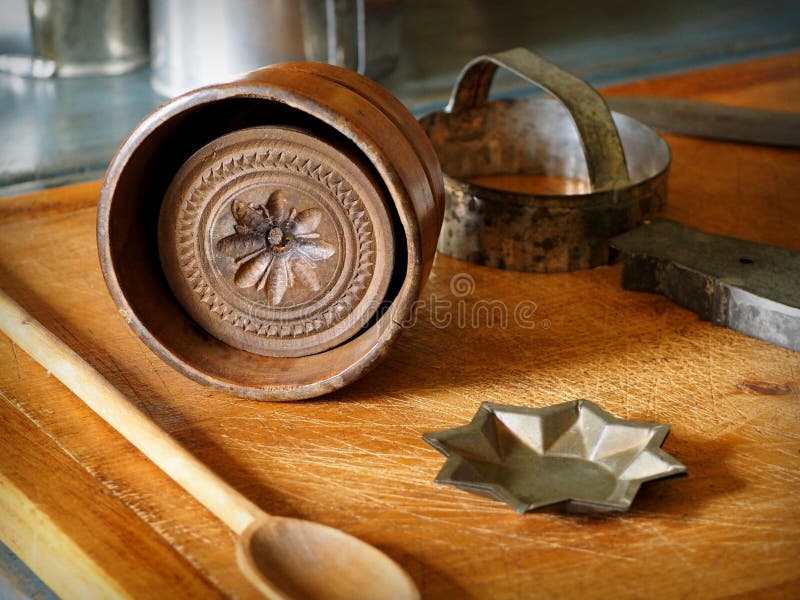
xmin=607 ymin=96 xmax=800 ymax=148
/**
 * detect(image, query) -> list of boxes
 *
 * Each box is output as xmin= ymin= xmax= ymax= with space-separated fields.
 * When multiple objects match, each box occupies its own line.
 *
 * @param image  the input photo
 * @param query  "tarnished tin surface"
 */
xmin=423 ymin=400 xmax=686 ymax=514
xmin=420 ymin=48 xmax=670 ymax=272
xmin=611 ymin=219 xmax=800 ymax=351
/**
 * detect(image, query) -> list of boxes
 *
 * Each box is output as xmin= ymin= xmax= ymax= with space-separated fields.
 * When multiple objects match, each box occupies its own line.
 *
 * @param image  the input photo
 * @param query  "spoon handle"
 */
xmin=0 ymin=288 xmax=262 ymax=535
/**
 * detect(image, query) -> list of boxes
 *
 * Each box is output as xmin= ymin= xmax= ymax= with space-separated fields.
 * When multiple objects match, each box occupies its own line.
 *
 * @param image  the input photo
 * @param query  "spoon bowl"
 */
xmin=237 ymin=516 xmax=419 ymax=600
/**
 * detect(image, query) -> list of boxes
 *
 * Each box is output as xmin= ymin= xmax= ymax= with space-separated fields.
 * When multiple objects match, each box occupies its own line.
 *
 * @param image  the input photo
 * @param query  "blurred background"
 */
xmin=0 ymin=0 xmax=799 ymax=200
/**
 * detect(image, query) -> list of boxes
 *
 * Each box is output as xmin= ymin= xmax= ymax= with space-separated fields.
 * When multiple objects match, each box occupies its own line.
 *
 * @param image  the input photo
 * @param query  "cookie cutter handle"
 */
xmin=446 ymin=47 xmax=630 ymax=191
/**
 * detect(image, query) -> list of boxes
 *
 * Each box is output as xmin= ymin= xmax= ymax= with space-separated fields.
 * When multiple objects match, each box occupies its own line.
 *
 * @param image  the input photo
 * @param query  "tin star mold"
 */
xmin=423 ymin=400 xmax=686 ymax=514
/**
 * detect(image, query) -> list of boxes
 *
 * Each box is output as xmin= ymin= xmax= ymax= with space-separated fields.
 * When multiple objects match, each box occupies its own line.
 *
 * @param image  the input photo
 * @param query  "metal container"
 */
xmin=420 ymin=48 xmax=671 ymax=273
xmin=301 ymin=0 xmax=401 ymax=79
xmin=98 ymin=61 xmax=444 ymax=401
xmin=149 ymin=0 xmax=400 ymax=98
xmin=149 ymin=0 xmax=306 ymax=97
xmin=29 ymin=0 xmax=149 ymax=76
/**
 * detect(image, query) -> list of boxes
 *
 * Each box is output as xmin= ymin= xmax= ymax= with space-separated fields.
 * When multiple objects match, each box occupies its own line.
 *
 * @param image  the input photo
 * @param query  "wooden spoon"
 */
xmin=0 ymin=288 xmax=419 ymax=600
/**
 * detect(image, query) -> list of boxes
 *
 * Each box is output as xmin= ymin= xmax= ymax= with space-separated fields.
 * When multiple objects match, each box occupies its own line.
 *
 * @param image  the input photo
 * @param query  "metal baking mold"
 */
xmin=420 ymin=48 xmax=670 ymax=273
xmin=423 ymin=400 xmax=686 ymax=514
xmin=610 ymin=218 xmax=800 ymax=351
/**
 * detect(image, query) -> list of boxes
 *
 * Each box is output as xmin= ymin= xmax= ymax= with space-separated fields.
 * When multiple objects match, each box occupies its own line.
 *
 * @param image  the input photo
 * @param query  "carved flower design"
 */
xmin=216 ymin=190 xmax=335 ymax=305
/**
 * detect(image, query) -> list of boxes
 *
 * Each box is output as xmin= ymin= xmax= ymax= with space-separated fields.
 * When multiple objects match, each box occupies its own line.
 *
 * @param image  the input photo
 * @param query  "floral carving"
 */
xmin=172 ymin=143 xmax=381 ymax=345
xmin=216 ymin=190 xmax=335 ymax=304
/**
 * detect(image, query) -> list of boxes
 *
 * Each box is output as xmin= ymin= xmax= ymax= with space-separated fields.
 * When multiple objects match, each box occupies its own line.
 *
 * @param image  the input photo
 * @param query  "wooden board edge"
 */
xmin=0 ymin=472 xmax=129 ymax=600
xmin=0 ymin=180 xmax=102 ymax=226
xmin=600 ymin=50 xmax=800 ymax=98
xmin=0 ymin=388 xmax=226 ymax=599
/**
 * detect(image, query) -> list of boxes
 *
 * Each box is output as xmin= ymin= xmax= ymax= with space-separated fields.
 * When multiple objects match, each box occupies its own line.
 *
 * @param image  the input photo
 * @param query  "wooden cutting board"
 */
xmin=1 ymin=53 xmax=799 ymax=599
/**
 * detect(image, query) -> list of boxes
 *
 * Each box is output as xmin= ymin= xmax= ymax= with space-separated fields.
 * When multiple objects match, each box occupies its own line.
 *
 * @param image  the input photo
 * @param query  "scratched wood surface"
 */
xmin=1 ymin=53 xmax=799 ymax=599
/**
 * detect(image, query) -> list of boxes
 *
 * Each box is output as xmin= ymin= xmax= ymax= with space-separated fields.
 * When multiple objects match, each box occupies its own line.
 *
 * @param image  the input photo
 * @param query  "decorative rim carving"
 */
xmin=158 ymin=126 xmax=394 ymax=357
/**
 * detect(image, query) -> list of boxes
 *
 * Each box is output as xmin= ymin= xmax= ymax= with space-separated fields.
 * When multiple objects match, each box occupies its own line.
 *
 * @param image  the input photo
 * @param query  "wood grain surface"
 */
xmin=1 ymin=53 xmax=799 ymax=599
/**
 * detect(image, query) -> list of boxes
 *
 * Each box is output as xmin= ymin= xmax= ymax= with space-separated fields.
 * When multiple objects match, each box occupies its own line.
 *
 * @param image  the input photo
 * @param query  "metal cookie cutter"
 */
xmin=420 ymin=48 xmax=671 ymax=272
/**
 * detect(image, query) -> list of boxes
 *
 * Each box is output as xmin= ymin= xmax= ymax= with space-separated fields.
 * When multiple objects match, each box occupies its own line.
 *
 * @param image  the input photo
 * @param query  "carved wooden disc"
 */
xmin=158 ymin=126 xmax=394 ymax=358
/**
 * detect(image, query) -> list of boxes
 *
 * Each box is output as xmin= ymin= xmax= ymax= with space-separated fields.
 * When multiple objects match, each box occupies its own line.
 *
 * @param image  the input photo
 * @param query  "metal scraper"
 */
xmin=610 ymin=219 xmax=800 ymax=351
xmin=607 ymin=96 xmax=800 ymax=148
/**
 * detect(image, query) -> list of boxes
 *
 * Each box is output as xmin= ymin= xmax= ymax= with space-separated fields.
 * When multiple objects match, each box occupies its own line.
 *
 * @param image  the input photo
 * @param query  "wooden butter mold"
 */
xmin=98 ymin=62 xmax=444 ymax=401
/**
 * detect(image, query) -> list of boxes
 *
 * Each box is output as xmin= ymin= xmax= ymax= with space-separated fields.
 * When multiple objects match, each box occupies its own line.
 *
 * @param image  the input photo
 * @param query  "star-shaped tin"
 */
xmin=423 ymin=400 xmax=686 ymax=513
